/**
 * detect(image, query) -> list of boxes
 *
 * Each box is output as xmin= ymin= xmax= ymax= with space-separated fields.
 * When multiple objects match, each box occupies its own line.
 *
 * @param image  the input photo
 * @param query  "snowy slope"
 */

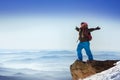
xmin=83 ymin=61 xmax=120 ymax=80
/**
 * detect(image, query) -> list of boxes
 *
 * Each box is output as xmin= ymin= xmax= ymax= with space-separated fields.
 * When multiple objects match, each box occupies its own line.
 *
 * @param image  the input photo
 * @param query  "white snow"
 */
xmin=81 ymin=61 xmax=120 ymax=80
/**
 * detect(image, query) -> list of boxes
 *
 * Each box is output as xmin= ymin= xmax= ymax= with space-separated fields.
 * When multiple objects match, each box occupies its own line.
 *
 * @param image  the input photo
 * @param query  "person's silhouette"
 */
xmin=75 ymin=22 xmax=100 ymax=61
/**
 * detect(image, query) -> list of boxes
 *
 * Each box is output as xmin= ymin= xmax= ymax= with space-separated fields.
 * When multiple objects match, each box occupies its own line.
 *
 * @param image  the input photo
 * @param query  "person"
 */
xmin=75 ymin=22 xmax=100 ymax=61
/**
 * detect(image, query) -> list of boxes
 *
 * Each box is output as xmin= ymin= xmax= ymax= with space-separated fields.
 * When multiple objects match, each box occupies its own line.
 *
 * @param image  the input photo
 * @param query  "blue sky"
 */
xmin=0 ymin=0 xmax=120 ymax=17
xmin=0 ymin=0 xmax=120 ymax=51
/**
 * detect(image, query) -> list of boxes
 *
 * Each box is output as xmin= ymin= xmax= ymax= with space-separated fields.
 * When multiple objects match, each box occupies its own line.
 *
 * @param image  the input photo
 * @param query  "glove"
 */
xmin=75 ymin=26 xmax=79 ymax=31
xmin=96 ymin=26 xmax=101 ymax=30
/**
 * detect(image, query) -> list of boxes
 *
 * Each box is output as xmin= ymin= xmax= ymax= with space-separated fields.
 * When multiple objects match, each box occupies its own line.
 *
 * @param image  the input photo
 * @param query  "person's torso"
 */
xmin=79 ymin=28 xmax=90 ymax=42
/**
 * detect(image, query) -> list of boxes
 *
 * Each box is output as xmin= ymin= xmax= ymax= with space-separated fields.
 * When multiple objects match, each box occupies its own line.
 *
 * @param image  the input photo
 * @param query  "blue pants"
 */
xmin=77 ymin=41 xmax=93 ymax=61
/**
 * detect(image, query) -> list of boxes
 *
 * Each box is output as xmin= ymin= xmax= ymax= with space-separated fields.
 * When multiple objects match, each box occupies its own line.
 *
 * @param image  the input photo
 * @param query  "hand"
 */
xmin=75 ymin=26 xmax=79 ymax=31
xmin=75 ymin=26 xmax=78 ymax=29
xmin=96 ymin=26 xmax=101 ymax=30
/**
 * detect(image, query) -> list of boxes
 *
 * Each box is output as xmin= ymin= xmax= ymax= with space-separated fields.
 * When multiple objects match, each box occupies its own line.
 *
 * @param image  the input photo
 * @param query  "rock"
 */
xmin=70 ymin=60 xmax=118 ymax=80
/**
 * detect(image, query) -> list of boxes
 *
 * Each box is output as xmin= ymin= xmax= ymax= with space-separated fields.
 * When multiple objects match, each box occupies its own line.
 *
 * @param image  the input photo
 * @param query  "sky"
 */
xmin=0 ymin=0 xmax=120 ymax=51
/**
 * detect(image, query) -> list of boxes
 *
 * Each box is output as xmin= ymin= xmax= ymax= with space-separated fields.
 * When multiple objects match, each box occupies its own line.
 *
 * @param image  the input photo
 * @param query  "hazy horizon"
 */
xmin=0 ymin=50 xmax=120 ymax=80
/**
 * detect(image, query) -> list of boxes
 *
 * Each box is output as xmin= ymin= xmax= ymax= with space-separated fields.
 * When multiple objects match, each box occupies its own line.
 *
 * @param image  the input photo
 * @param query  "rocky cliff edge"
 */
xmin=70 ymin=60 xmax=118 ymax=80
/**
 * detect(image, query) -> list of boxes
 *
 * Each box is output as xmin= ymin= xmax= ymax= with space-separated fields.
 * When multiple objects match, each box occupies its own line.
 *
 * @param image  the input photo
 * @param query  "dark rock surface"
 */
xmin=70 ymin=60 xmax=118 ymax=80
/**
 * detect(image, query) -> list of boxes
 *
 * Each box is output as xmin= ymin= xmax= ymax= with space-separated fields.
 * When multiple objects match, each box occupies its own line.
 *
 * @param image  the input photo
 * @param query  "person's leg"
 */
xmin=83 ymin=42 xmax=93 ymax=60
xmin=77 ymin=42 xmax=83 ymax=61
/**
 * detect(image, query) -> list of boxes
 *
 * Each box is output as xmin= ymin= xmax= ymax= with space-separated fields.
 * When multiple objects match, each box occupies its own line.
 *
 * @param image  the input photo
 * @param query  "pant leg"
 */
xmin=77 ymin=42 xmax=83 ymax=61
xmin=83 ymin=42 xmax=93 ymax=60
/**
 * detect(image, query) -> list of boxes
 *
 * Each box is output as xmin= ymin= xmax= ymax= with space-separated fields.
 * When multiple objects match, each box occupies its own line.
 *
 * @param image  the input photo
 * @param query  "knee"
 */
xmin=77 ymin=47 xmax=82 ymax=53
xmin=85 ymin=47 xmax=91 ymax=52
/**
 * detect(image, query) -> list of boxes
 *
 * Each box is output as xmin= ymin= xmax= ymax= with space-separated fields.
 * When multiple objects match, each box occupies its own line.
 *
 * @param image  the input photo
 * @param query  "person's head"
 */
xmin=80 ymin=22 xmax=88 ymax=28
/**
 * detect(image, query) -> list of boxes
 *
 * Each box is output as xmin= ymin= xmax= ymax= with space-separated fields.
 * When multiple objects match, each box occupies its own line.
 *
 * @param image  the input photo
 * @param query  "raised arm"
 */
xmin=88 ymin=26 xmax=101 ymax=32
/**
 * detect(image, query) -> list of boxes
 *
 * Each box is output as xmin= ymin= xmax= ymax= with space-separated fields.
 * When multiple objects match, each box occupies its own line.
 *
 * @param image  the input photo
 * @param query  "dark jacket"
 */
xmin=76 ymin=27 xmax=100 ymax=42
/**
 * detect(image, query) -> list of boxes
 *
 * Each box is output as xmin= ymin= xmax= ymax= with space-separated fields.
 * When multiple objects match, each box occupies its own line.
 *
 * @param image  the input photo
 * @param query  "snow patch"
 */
xmin=83 ymin=61 xmax=120 ymax=80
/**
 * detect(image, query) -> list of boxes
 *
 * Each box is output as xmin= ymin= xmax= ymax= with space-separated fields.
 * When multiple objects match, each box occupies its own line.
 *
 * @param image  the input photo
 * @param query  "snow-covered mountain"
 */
xmin=83 ymin=61 xmax=120 ymax=80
